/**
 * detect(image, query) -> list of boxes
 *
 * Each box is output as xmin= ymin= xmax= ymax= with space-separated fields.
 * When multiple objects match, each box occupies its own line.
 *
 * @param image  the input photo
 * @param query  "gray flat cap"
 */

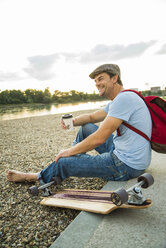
xmin=89 ymin=64 xmax=121 ymax=79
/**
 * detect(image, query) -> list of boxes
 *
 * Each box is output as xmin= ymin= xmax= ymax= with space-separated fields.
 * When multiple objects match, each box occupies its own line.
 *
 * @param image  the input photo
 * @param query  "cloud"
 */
xmin=20 ymin=40 xmax=158 ymax=81
xmin=79 ymin=41 xmax=157 ymax=63
xmin=0 ymin=71 xmax=21 ymax=81
xmin=156 ymin=43 xmax=166 ymax=55
xmin=61 ymin=52 xmax=78 ymax=62
xmin=23 ymin=54 xmax=60 ymax=80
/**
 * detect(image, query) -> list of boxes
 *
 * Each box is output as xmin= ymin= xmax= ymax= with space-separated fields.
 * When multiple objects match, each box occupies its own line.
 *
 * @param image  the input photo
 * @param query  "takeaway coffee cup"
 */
xmin=62 ymin=114 xmax=73 ymax=130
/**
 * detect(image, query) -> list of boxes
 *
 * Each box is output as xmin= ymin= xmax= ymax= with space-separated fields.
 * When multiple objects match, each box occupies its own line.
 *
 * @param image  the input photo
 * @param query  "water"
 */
xmin=0 ymin=100 xmax=109 ymax=121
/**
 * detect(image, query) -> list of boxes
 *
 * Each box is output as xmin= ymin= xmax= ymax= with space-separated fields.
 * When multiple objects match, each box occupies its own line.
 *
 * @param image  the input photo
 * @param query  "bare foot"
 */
xmin=6 ymin=170 xmax=38 ymax=182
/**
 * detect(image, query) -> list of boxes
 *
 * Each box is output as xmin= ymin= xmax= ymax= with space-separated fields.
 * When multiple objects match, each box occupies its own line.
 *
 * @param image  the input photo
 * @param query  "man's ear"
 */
xmin=113 ymin=74 xmax=118 ymax=84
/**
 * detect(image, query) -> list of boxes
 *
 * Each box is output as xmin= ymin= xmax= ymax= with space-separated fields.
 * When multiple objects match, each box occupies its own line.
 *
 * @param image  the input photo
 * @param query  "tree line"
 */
xmin=0 ymin=88 xmax=106 ymax=105
xmin=0 ymin=88 xmax=165 ymax=105
xmin=141 ymin=89 xmax=166 ymax=97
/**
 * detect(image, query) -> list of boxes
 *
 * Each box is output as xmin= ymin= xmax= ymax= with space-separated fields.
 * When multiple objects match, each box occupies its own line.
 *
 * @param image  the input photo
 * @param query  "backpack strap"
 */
xmin=117 ymin=89 xmax=151 ymax=142
xmin=122 ymin=89 xmax=144 ymax=100
xmin=122 ymin=122 xmax=151 ymax=142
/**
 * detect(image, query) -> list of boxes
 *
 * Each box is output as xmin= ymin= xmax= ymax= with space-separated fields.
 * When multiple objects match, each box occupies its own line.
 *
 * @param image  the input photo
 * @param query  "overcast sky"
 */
xmin=0 ymin=0 xmax=166 ymax=94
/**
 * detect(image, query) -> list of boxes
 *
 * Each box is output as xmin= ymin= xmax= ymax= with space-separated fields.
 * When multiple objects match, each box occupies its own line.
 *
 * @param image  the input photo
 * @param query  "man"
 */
xmin=6 ymin=64 xmax=152 ymax=185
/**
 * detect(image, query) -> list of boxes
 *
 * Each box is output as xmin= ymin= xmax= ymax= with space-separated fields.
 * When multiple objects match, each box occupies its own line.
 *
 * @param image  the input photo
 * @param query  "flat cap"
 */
xmin=89 ymin=64 xmax=121 ymax=79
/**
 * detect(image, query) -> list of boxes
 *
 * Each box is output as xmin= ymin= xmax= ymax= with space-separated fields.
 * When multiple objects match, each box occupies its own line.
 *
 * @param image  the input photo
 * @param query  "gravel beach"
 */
xmin=0 ymin=110 xmax=106 ymax=248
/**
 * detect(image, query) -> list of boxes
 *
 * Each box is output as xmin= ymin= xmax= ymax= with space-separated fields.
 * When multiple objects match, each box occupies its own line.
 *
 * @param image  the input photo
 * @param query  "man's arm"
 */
xmin=73 ymin=109 xmax=107 ymax=126
xmin=56 ymin=116 xmax=123 ymax=162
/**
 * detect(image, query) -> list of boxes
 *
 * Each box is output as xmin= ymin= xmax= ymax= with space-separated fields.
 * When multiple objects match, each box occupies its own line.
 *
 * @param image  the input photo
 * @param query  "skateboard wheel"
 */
xmin=137 ymin=173 xmax=154 ymax=188
xmin=28 ymin=186 xmax=39 ymax=196
xmin=111 ymin=188 xmax=128 ymax=206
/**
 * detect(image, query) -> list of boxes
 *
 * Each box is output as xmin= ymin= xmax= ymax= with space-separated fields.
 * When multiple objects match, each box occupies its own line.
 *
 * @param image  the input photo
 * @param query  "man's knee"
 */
xmin=74 ymin=123 xmax=98 ymax=145
xmin=82 ymin=123 xmax=98 ymax=137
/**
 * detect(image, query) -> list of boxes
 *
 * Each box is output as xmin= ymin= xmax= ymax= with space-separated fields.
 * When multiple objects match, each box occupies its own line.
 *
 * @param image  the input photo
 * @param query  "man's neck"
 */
xmin=110 ymin=84 xmax=124 ymax=100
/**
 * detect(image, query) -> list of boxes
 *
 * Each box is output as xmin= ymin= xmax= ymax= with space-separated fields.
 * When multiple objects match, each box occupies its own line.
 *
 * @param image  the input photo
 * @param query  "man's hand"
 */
xmin=61 ymin=118 xmax=67 ymax=130
xmin=55 ymin=148 xmax=71 ymax=162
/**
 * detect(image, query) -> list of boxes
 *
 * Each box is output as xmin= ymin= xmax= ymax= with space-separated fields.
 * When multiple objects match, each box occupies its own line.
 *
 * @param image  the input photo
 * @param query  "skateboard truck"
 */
xmin=126 ymin=181 xmax=146 ymax=205
xmin=28 ymin=177 xmax=62 ymax=197
xmin=111 ymin=173 xmax=154 ymax=206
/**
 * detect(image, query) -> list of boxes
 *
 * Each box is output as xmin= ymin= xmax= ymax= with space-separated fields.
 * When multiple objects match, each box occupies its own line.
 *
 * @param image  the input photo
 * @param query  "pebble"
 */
xmin=0 ymin=112 xmax=106 ymax=247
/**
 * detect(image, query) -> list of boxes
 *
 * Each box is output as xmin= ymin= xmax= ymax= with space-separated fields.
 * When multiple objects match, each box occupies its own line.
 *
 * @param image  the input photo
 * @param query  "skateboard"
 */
xmin=28 ymin=173 xmax=154 ymax=214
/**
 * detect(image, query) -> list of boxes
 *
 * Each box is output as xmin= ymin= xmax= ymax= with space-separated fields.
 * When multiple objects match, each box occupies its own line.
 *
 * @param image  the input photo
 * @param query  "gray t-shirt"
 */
xmin=104 ymin=91 xmax=152 ymax=170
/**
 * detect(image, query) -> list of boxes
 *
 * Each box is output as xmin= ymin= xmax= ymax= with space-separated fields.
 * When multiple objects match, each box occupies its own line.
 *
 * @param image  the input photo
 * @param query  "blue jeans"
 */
xmin=37 ymin=123 xmax=144 ymax=184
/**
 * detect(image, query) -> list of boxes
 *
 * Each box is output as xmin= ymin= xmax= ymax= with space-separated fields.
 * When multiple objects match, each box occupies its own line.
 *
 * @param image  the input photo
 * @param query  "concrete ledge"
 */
xmin=50 ymin=181 xmax=126 ymax=248
xmin=50 ymin=152 xmax=166 ymax=248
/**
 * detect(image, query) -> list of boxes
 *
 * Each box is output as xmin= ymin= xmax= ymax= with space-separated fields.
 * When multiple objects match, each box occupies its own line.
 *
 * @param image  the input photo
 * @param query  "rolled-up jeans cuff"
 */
xmin=37 ymin=172 xmax=45 ymax=185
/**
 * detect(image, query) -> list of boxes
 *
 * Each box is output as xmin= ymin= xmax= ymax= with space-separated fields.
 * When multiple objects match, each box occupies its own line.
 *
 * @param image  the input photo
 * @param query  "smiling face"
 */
xmin=94 ymin=72 xmax=118 ymax=100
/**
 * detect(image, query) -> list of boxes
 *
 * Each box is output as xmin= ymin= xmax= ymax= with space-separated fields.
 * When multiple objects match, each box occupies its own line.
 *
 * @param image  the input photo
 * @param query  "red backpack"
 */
xmin=118 ymin=90 xmax=166 ymax=153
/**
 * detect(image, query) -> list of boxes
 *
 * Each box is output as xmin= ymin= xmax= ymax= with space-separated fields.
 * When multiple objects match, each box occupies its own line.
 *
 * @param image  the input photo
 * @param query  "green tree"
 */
xmin=34 ymin=90 xmax=45 ymax=103
xmin=43 ymin=88 xmax=52 ymax=103
xmin=25 ymin=89 xmax=36 ymax=103
xmin=9 ymin=90 xmax=26 ymax=104
xmin=0 ymin=90 xmax=10 ymax=104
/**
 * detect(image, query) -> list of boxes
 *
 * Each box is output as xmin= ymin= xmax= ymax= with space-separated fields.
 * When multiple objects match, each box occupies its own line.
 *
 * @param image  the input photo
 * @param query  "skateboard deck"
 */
xmin=40 ymin=189 xmax=153 ymax=214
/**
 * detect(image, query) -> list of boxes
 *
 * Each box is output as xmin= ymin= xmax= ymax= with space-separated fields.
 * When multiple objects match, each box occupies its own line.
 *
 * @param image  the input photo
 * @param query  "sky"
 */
xmin=0 ymin=0 xmax=166 ymax=94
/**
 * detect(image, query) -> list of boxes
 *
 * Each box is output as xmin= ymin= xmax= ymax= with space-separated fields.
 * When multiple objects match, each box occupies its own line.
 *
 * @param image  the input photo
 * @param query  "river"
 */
xmin=0 ymin=100 xmax=110 ymax=121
